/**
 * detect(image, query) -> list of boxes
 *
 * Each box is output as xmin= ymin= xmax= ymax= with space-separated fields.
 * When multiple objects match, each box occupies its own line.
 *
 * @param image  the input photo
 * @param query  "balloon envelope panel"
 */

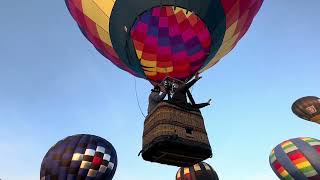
xmin=65 ymin=0 xmax=263 ymax=83
xmin=40 ymin=134 xmax=117 ymax=180
xmin=176 ymin=162 xmax=219 ymax=180
xmin=292 ymin=96 xmax=320 ymax=124
xmin=269 ymin=137 xmax=320 ymax=180
xmin=65 ymin=0 xmax=143 ymax=77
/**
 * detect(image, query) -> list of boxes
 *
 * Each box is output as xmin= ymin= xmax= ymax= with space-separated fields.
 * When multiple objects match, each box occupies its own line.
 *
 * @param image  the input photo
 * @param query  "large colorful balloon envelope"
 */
xmin=269 ymin=137 xmax=320 ymax=180
xmin=65 ymin=0 xmax=263 ymax=84
xmin=292 ymin=96 xmax=320 ymax=124
xmin=176 ymin=162 xmax=219 ymax=180
xmin=40 ymin=134 xmax=117 ymax=180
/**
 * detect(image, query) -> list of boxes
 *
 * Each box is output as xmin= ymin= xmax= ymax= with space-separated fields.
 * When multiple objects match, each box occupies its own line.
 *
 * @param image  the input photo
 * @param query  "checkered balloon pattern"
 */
xmin=131 ymin=6 xmax=211 ymax=82
xmin=269 ymin=137 xmax=320 ymax=180
xmin=176 ymin=162 xmax=219 ymax=180
xmin=40 ymin=134 xmax=117 ymax=180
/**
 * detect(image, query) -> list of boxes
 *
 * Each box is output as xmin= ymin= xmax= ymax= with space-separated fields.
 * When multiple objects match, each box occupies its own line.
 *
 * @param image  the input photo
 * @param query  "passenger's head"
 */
xmin=151 ymin=85 xmax=160 ymax=93
xmin=172 ymin=84 xmax=178 ymax=91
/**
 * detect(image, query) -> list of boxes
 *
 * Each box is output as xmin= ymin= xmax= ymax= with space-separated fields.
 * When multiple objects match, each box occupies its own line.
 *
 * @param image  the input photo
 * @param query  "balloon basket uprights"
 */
xmin=156 ymin=76 xmax=186 ymax=94
xmin=141 ymin=102 xmax=212 ymax=167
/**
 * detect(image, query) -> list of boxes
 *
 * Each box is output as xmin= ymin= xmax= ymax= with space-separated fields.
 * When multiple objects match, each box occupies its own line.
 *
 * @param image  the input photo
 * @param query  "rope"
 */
xmin=134 ymin=77 xmax=146 ymax=118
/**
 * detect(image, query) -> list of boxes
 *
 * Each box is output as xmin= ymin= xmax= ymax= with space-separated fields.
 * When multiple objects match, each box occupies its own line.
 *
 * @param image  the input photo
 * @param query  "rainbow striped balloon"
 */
xmin=269 ymin=137 xmax=320 ymax=180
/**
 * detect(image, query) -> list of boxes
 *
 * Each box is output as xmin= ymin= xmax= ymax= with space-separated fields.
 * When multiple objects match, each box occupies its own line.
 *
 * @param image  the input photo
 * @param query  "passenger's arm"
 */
xmin=153 ymin=93 xmax=167 ymax=102
xmin=184 ymin=79 xmax=198 ymax=90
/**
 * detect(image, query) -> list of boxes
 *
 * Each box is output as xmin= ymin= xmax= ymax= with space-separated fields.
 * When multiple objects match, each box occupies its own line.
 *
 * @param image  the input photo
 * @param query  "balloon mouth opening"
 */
xmin=130 ymin=5 xmax=212 ymax=83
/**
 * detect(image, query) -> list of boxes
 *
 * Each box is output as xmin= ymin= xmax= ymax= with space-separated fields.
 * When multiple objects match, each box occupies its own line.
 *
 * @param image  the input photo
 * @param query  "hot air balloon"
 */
xmin=65 ymin=0 xmax=264 ymax=166
xmin=269 ymin=137 xmax=320 ymax=180
xmin=292 ymin=96 xmax=320 ymax=124
xmin=40 ymin=134 xmax=117 ymax=180
xmin=176 ymin=162 xmax=219 ymax=180
xmin=65 ymin=0 xmax=263 ymax=83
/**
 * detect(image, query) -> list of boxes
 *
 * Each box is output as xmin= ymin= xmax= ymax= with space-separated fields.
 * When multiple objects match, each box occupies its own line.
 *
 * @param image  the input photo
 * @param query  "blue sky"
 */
xmin=0 ymin=1 xmax=319 ymax=180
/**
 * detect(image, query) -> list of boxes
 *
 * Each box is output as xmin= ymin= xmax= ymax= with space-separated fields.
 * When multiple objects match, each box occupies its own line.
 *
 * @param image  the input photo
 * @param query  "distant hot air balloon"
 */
xmin=269 ymin=137 xmax=320 ymax=180
xmin=176 ymin=162 xmax=219 ymax=180
xmin=292 ymin=96 xmax=320 ymax=124
xmin=40 ymin=134 xmax=117 ymax=180
xmin=65 ymin=0 xmax=264 ymax=84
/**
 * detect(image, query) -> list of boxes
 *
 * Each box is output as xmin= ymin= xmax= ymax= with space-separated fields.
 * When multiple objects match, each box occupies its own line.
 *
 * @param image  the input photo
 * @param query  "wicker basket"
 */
xmin=141 ymin=101 xmax=212 ymax=167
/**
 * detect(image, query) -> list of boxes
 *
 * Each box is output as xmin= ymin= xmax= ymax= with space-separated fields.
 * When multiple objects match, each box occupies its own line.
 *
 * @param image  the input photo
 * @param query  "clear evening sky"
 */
xmin=0 ymin=1 xmax=319 ymax=180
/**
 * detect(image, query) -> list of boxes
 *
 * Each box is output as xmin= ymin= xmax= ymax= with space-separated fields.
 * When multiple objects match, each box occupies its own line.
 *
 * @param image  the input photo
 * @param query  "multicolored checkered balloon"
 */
xmin=65 ymin=0 xmax=264 ymax=83
xmin=130 ymin=6 xmax=212 ymax=82
xmin=40 ymin=134 xmax=117 ymax=180
xmin=176 ymin=162 xmax=219 ymax=180
xmin=269 ymin=137 xmax=320 ymax=180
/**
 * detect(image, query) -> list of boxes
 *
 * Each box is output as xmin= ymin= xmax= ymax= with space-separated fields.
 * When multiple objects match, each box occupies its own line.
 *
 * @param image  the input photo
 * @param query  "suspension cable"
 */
xmin=134 ymin=77 xmax=146 ymax=118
